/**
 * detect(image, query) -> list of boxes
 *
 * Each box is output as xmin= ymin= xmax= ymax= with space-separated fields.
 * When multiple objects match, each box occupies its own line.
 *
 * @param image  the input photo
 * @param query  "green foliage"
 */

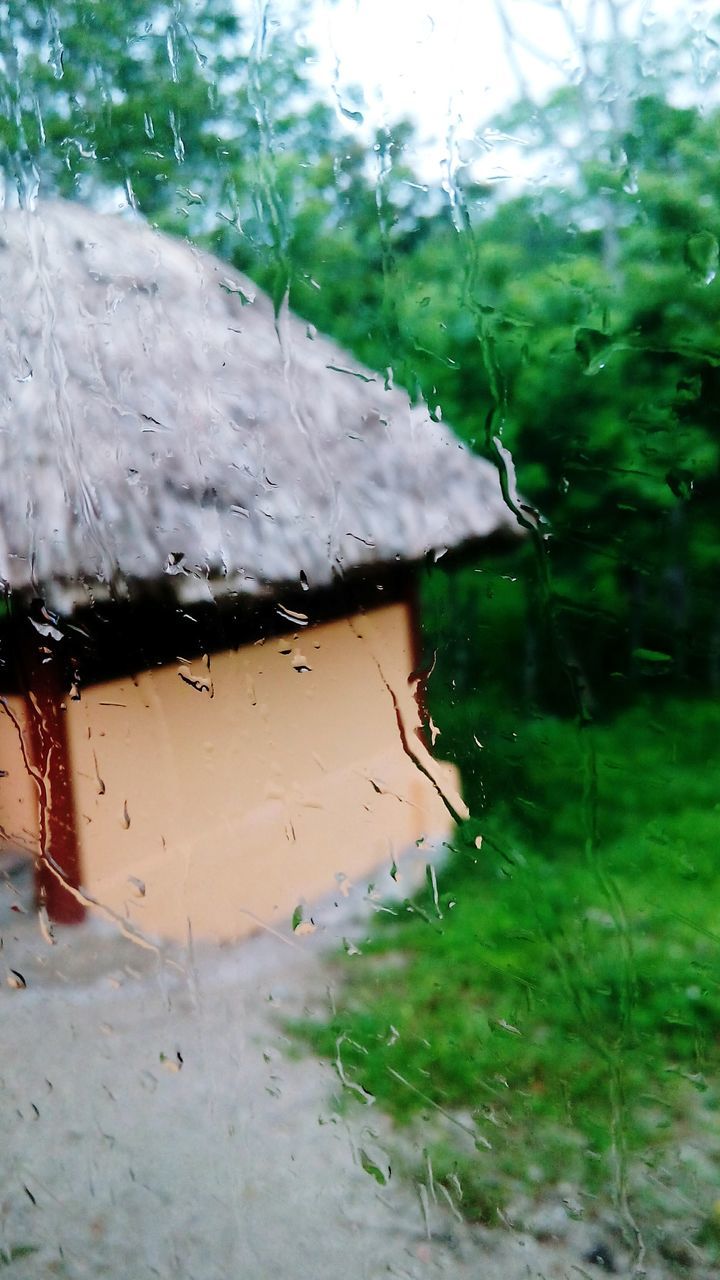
xmin=0 ymin=0 xmax=342 ymax=257
xmin=297 ymin=695 xmax=720 ymax=1206
xmin=274 ymin=80 xmax=720 ymax=693
xmin=1 ymin=0 xmax=237 ymax=216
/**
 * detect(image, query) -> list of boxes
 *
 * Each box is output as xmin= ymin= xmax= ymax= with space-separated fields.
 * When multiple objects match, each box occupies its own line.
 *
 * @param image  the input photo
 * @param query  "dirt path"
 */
xmin=0 ymin=869 xmax=702 ymax=1279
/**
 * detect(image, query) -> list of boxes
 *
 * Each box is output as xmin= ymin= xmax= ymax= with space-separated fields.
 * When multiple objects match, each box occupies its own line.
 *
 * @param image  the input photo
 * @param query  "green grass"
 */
xmin=296 ymin=695 xmax=720 ymax=1224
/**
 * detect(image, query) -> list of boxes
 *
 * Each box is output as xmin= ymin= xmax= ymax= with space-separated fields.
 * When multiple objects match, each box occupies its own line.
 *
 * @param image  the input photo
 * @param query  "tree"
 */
xmin=299 ymin=82 xmax=720 ymax=701
xmin=0 ymin=0 xmax=346 ymax=254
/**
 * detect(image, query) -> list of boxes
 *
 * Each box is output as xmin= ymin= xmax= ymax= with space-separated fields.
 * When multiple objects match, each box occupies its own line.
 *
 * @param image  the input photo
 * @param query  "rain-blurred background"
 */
xmin=3 ymin=0 xmax=720 ymax=1273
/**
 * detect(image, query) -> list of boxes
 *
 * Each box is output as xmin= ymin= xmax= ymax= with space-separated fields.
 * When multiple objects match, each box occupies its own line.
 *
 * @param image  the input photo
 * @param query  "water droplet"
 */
xmin=632 ymin=647 xmax=673 ymax=670
xmin=666 ymin=468 xmax=694 ymax=500
xmin=165 ymin=551 xmax=186 ymax=575
xmin=29 ymin=618 xmax=63 ymax=642
xmin=177 ymin=186 xmax=203 ymax=206
xmin=685 ymin=230 xmax=718 ymax=284
xmin=168 ymin=110 xmax=185 ymax=164
xmin=276 ymin=604 xmax=308 ymax=627
xmin=575 ymin=326 xmax=614 ymax=373
xmin=358 ymin=1148 xmax=389 ymax=1185
xmin=166 ymin=26 xmax=179 ymax=83
xmin=47 ymin=8 xmax=64 ymax=79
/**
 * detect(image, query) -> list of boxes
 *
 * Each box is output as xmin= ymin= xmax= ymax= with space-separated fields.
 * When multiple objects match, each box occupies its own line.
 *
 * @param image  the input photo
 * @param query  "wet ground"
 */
xmin=0 ymin=858 xmax=712 ymax=1279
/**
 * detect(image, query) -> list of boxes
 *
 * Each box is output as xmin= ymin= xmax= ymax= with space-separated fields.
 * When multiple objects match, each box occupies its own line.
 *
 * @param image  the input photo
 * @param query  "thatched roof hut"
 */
xmin=0 ymin=201 xmax=521 ymax=940
xmin=0 ymin=200 xmax=519 ymax=615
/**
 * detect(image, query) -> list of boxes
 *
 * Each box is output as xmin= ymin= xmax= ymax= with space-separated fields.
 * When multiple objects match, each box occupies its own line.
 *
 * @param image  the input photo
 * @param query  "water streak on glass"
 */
xmin=1 ymin=2 xmax=719 ymax=1277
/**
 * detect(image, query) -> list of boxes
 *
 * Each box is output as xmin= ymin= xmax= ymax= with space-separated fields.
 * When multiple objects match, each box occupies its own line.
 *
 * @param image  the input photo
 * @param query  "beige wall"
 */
xmin=1 ymin=603 xmax=466 ymax=940
xmin=0 ymin=696 xmax=39 ymax=856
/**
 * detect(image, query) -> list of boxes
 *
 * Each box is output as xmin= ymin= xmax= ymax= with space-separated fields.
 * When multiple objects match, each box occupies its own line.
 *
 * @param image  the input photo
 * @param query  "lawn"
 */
xmin=297 ymin=691 xmax=720 ymax=1241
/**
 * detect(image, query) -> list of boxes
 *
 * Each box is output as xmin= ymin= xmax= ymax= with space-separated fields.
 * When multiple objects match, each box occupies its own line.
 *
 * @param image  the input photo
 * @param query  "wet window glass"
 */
xmin=2 ymin=2 xmax=719 ymax=1276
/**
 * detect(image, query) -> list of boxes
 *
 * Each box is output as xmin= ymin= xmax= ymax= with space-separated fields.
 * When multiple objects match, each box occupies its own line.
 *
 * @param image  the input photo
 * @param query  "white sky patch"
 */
xmin=303 ymin=0 xmax=719 ymax=183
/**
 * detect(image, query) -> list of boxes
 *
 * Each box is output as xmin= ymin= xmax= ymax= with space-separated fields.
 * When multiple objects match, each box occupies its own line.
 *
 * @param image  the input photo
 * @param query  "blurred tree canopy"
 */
xmin=279 ymin=75 xmax=720 ymax=706
xmin=2 ymin=0 xmax=720 ymax=707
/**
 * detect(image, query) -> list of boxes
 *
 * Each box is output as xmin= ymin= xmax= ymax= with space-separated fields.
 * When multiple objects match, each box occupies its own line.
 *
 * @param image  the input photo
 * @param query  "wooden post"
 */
xmin=18 ymin=614 xmax=85 ymax=925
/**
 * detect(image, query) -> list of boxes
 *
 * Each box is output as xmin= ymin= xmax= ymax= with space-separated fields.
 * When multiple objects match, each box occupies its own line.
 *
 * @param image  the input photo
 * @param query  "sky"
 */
xmin=302 ymin=0 xmax=719 ymax=184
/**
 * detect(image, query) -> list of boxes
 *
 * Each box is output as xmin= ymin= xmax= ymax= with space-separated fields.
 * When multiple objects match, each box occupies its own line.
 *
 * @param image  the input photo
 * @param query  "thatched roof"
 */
xmin=0 ymin=200 xmax=521 ymax=614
